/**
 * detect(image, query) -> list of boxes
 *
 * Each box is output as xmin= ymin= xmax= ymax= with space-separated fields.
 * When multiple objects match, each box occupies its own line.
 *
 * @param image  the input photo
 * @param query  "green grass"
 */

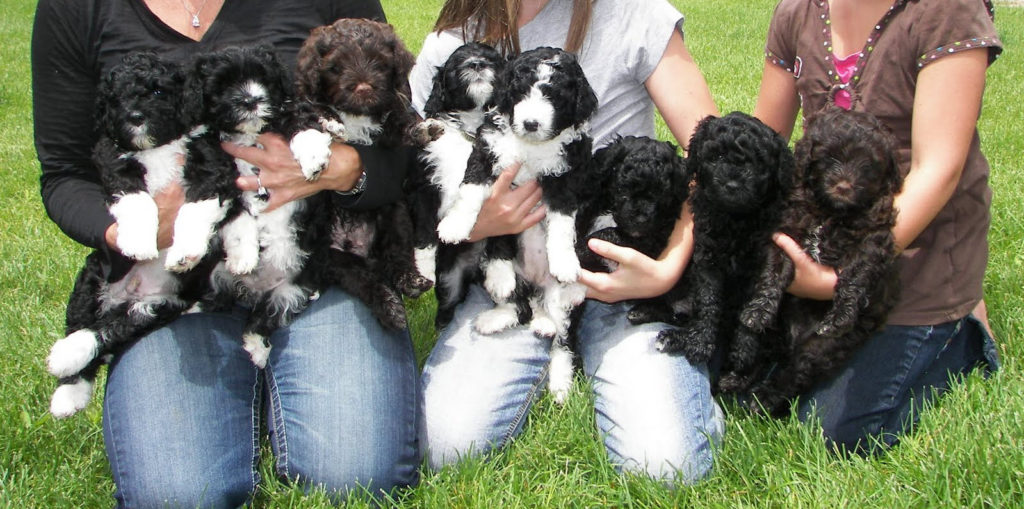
xmin=2 ymin=0 xmax=1022 ymax=507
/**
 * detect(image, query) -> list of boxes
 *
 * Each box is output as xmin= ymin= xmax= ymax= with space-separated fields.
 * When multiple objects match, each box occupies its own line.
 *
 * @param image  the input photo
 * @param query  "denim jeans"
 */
xmin=102 ymin=288 xmax=420 ymax=508
xmin=797 ymin=314 xmax=999 ymax=455
xmin=420 ymin=285 xmax=724 ymax=483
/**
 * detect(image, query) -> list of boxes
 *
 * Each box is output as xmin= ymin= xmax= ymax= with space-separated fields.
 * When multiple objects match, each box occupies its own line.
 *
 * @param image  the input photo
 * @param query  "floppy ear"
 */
xmin=773 ymin=133 xmax=796 ymax=198
xmin=422 ymin=65 xmax=448 ymax=118
xmin=685 ymin=115 xmax=717 ymax=183
xmin=295 ymin=26 xmax=329 ymax=100
xmin=182 ymin=53 xmax=213 ymax=125
xmin=391 ymin=34 xmax=416 ymax=108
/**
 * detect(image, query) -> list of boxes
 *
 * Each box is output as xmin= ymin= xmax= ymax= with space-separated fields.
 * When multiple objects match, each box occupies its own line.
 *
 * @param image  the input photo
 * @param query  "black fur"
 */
xmin=631 ymin=112 xmax=794 ymax=392
xmin=740 ymin=108 xmax=902 ymax=416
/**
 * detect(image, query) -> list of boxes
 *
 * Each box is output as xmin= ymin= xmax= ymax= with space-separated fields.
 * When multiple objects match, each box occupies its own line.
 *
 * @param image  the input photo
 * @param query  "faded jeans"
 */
xmin=420 ymin=285 xmax=724 ymax=483
xmin=102 ymin=288 xmax=420 ymax=508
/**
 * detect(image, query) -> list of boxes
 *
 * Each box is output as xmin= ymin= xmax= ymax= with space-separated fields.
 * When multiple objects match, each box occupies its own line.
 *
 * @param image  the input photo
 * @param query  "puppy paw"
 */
xmin=547 ymin=252 xmax=581 ymax=284
xmin=47 ymin=330 xmax=100 ymax=378
xmin=49 ymin=378 xmax=94 ymax=419
xmin=412 ymin=118 xmax=447 ymax=146
xmin=225 ymin=244 xmax=260 ymax=275
xmin=398 ymin=272 xmax=433 ymax=298
xmin=117 ymin=235 xmax=160 ymax=261
xmin=164 ymin=249 xmax=202 ymax=273
xmin=473 ymin=304 xmax=521 ymax=335
xmin=436 ymin=214 xmax=474 ymax=244
xmin=483 ymin=259 xmax=517 ymax=301
xmin=530 ymin=315 xmax=558 ymax=339
xmin=373 ymin=289 xmax=408 ymax=330
xmin=414 ymin=246 xmax=437 ymax=283
xmin=548 ymin=343 xmax=574 ymax=405
xmin=290 ymin=129 xmax=333 ymax=181
xmin=319 ymin=117 xmax=347 ymax=141
xmin=242 ymin=333 xmax=271 ymax=369
xmin=740 ymin=305 xmax=774 ymax=333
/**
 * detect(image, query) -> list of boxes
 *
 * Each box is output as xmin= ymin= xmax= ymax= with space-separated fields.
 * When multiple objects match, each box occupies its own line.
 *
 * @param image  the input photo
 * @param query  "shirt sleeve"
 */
xmin=764 ymin=0 xmax=800 ymax=73
xmin=913 ymin=0 xmax=1002 ymax=70
xmin=620 ymin=0 xmax=684 ymax=83
xmin=409 ymin=30 xmax=468 ymax=117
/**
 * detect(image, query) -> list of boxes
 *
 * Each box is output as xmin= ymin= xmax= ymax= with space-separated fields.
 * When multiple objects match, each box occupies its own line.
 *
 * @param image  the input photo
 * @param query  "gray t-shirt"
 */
xmin=409 ymin=0 xmax=684 ymax=149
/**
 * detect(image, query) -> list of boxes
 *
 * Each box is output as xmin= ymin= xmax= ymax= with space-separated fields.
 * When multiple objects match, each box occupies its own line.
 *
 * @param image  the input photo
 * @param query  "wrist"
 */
xmin=105 ymin=222 xmax=119 ymax=251
xmin=327 ymin=143 xmax=366 ymax=194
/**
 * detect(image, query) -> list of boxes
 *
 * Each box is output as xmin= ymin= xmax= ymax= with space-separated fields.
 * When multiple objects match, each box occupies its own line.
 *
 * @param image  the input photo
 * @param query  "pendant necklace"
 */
xmin=179 ymin=0 xmax=211 ymax=28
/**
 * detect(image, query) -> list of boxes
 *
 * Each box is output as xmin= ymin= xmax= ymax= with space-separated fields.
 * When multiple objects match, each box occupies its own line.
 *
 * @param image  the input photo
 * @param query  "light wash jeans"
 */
xmin=420 ymin=285 xmax=724 ymax=483
xmin=102 ymin=288 xmax=420 ymax=508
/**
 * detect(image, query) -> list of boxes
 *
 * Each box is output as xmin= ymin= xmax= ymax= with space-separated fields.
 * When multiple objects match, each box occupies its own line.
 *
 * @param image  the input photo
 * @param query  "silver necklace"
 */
xmin=179 ymin=0 xmax=211 ymax=28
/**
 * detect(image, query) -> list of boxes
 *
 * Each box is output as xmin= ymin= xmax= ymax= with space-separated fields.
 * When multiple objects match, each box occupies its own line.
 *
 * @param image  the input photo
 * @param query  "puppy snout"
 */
xmin=523 ymin=120 xmax=540 ymax=132
xmin=353 ymin=82 xmax=374 ymax=96
xmin=240 ymin=96 xmax=259 ymax=110
xmin=127 ymin=111 xmax=145 ymax=126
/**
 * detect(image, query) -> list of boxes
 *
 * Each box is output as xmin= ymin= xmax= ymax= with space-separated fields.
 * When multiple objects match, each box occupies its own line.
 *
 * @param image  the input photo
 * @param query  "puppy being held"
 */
xmin=407 ymin=41 xmax=506 ymax=328
xmin=741 ymin=107 xmax=902 ymax=416
xmin=437 ymin=47 xmax=598 ymax=403
xmin=46 ymin=53 xmax=214 ymax=418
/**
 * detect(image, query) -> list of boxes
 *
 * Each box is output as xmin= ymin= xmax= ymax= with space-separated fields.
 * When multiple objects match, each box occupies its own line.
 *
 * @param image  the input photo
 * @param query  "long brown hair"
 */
xmin=433 ymin=0 xmax=593 ymax=55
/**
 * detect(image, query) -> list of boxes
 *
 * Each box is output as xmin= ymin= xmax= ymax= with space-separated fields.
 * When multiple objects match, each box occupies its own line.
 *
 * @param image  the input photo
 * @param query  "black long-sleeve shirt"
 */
xmin=32 ymin=0 xmax=413 ymax=277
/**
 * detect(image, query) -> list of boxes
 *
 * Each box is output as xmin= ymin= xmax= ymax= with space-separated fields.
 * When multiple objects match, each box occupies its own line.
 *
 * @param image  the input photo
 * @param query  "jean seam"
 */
xmin=250 ymin=369 xmax=263 ymax=495
xmin=266 ymin=364 xmax=290 ymax=480
xmin=883 ymin=325 xmax=934 ymax=416
xmin=105 ymin=384 xmax=132 ymax=509
xmin=499 ymin=362 xmax=549 ymax=448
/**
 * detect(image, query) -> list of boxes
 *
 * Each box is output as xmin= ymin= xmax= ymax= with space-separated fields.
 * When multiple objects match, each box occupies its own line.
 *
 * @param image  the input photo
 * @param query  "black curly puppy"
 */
xmin=634 ymin=112 xmax=794 ymax=390
xmin=285 ymin=19 xmax=430 ymax=332
xmin=577 ymin=136 xmax=691 ymax=274
xmin=407 ymin=42 xmax=506 ymax=328
xmin=741 ymin=108 xmax=902 ymax=416
xmin=46 ymin=53 xmax=214 ymax=418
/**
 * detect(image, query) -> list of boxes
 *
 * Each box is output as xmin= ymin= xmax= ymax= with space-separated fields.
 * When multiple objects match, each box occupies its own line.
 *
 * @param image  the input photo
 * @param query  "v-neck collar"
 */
xmin=135 ymin=0 xmax=227 ymax=43
xmin=817 ymin=0 xmax=908 ymax=88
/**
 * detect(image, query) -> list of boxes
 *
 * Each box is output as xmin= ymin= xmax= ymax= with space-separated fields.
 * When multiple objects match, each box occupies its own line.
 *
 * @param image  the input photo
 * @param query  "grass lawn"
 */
xmin=2 ymin=0 xmax=1022 ymax=507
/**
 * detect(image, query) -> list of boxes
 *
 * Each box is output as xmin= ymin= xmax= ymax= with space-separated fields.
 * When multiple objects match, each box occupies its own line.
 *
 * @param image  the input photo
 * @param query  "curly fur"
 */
xmin=631 ymin=112 xmax=795 ymax=391
xmin=406 ymin=42 xmax=506 ymax=328
xmin=740 ymin=107 xmax=903 ymax=416
xmin=46 ymin=53 xmax=214 ymax=418
xmin=435 ymin=47 xmax=598 ymax=403
xmin=287 ymin=19 xmax=429 ymax=331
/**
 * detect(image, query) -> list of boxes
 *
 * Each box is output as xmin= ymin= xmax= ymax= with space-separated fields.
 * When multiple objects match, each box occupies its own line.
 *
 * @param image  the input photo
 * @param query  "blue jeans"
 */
xmin=102 ymin=288 xmax=420 ymax=508
xmin=797 ymin=314 xmax=999 ymax=455
xmin=420 ymin=285 xmax=724 ymax=483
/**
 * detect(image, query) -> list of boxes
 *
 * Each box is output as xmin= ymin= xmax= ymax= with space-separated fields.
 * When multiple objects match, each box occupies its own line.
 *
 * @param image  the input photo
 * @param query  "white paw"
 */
xmin=547 ymin=252 xmax=580 ymax=284
xmin=483 ymin=259 xmax=516 ymax=301
xmin=242 ymin=333 xmax=271 ymax=368
xmin=530 ymin=315 xmax=558 ymax=339
xmin=163 ymin=245 xmax=203 ymax=273
xmin=473 ymin=304 xmax=521 ymax=335
xmin=110 ymin=192 xmax=160 ymax=260
xmin=47 ymin=330 xmax=100 ymax=378
xmin=548 ymin=344 xmax=574 ymax=405
xmin=320 ymin=118 xmax=347 ymax=141
xmin=436 ymin=213 xmax=475 ymax=244
xmin=225 ymin=243 xmax=260 ymax=275
xmin=49 ymin=378 xmax=94 ymax=418
xmin=414 ymin=247 xmax=437 ymax=283
xmin=165 ymin=199 xmax=225 ymax=272
xmin=290 ymin=129 xmax=333 ymax=181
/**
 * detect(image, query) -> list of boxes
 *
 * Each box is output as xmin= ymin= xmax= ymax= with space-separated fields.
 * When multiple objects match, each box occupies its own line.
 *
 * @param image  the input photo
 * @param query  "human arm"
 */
xmin=754 ymin=50 xmax=989 ymax=300
xmin=578 ymin=29 xmax=717 ymax=303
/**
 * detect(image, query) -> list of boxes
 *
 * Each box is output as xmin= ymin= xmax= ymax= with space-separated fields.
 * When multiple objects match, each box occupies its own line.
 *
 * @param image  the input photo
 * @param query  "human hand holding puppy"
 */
xmin=226 ymin=132 xmax=365 ymax=212
xmin=104 ymin=178 xmax=185 ymax=254
xmin=466 ymin=163 xmax=546 ymax=242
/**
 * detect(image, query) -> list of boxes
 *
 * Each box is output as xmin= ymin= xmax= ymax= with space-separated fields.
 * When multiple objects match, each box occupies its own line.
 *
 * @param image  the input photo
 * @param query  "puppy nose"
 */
xmin=241 ymin=97 xmax=258 ymax=110
xmin=127 ymin=111 xmax=145 ymax=125
xmin=354 ymin=83 xmax=373 ymax=96
xmin=523 ymin=120 xmax=540 ymax=132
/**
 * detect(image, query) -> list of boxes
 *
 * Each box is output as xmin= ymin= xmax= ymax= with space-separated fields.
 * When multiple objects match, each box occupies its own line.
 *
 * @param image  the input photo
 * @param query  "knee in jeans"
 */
xmin=820 ymin=421 xmax=898 ymax=456
xmin=117 ymin=480 xmax=251 ymax=509
xmin=280 ymin=456 xmax=419 ymax=501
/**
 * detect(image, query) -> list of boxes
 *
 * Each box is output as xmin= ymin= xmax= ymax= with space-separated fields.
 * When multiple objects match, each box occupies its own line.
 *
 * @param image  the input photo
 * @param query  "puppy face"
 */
xmin=97 ymin=53 xmax=188 ymax=151
xmin=295 ymin=19 xmax=415 ymax=118
xmin=498 ymin=47 xmax=597 ymax=142
xmin=424 ymin=42 xmax=505 ymax=118
xmin=797 ymin=108 xmax=902 ymax=212
xmin=187 ymin=45 xmax=290 ymax=135
xmin=598 ymin=136 xmax=689 ymax=236
xmin=689 ymin=112 xmax=793 ymax=213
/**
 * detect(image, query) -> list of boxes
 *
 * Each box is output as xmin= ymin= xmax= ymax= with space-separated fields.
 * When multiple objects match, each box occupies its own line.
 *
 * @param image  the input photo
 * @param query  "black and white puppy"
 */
xmin=46 ymin=53 xmax=213 ymax=417
xmin=286 ymin=18 xmax=430 ymax=331
xmin=740 ymin=108 xmax=902 ymax=416
xmin=408 ymin=42 xmax=505 ymax=328
xmin=635 ymin=112 xmax=794 ymax=391
xmin=437 ymin=47 xmax=598 ymax=403
xmin=184 ymin=45 xmax=331 ymax=367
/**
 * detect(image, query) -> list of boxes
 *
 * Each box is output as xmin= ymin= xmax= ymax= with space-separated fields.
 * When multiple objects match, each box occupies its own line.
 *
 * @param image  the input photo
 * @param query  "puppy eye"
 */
xmin=152 ymin=88 xmax=164 ymax=96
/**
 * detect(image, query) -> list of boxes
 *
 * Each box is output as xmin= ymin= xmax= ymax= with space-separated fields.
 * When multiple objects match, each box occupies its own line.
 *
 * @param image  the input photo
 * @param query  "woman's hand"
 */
xmin=773 ymin=232 xmax=837 ymax=300
xmin=224 ymin=132 xmax=364 ymax=212
xmin=577 ymin=238 xmax=684 ymax=303
xmin=466 ymin=163 xmax=546 ymax=242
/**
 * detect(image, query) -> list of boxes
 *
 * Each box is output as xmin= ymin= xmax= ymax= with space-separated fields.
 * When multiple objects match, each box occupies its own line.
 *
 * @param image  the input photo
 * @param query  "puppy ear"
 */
xmin=182 ymin=53 xmax=214 ymax=125
xmin=686 ymin=115 xmax=717 ymax=182
xmin=390 ymin=34 xmax=416 ymax=109
xmin=773 ymin=133 xmax=796 ymax=198
xmin=295 ymin=26 xmax=329 ymax=100
xmin=422 ymin=64 xmax=447 ymax=118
